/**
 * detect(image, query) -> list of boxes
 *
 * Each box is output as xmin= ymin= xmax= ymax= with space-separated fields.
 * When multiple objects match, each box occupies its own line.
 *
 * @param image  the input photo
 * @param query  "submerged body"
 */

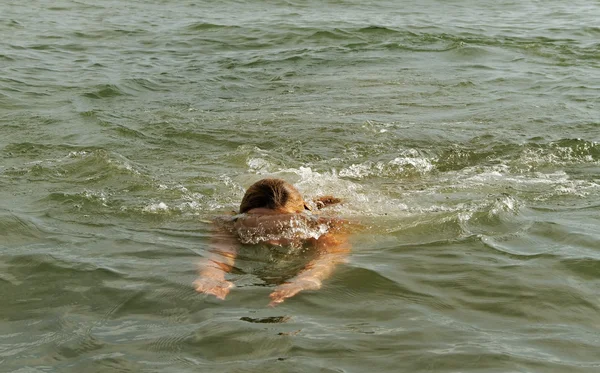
xmin=194 ymin=179 xmax=350 ymax=306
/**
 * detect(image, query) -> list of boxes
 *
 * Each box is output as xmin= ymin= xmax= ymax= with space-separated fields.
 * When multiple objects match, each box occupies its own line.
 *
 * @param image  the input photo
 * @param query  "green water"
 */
xmin=1 ymin=0 xmax=599 ymax=372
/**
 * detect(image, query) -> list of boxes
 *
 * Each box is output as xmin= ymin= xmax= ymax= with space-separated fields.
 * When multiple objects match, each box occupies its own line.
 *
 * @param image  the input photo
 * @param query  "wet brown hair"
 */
xmin=239 ymin=178 xmax=303 ymax=213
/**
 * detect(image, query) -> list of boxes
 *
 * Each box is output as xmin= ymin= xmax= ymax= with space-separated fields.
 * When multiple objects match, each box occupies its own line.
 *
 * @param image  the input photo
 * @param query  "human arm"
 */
xmin=269 ymin=231 xmax=350 ymax=306
xmin=194 ymin=227 xmax=239 ymax=300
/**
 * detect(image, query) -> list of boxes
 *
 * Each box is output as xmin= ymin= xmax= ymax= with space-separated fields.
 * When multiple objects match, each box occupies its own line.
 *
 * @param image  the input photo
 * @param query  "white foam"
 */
xmin=247 ymin=157 xmax=271 ymax=174
xmin=217 ymin=146 xmax=599 ymax=224
xmin=234 ymin=214 xmax=331 ymax=246
xmin=339 ymin=149 xmax=435 ymax=179
xmin=67 ymin=151 xmax=90 ymax=158
xmin=389 ymin=153 xmax=435 ymax=173
xmin=489 ymin=194 xmax=520 ymax=216
xmin=143 ymin=202 xmax=169 ymax=213
xmin=82 ymin=189 xmax=108 ymax=206
xmin=456 ymin=166 xmax=599 ymax=201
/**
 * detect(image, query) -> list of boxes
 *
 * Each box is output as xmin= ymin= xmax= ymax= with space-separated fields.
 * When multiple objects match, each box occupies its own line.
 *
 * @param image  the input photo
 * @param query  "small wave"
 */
xmin=356 ymin=25 xmax=401 ymax=35
xmin=15 ymin=149 xmax=148 ymax=183
xmin=7 ymin=254 xmax=125 ymax=279
xmin=339 ymin=149 xmax=435 ymax=179
xmin=121 ymin=78 xmax=167 ymax=93
xmin=185 ymin=22 xmax=241 ymax=31
xmin=0 ymin=53 xmax=16 ymax=62
xmin=519 ymin=138 xmax=599 ymax=168
xmin=55 ymin=334 xmax=105 ymax=359
xmin=82 ymin=84 xmax=129 ymax=99
xmin=73 ymin=27 xmax=147 ymax=40
xmin=0 ymin=211 xmax=44 ymax=243
xmin=308 ymin=29 xmax=355 ymax=41
xmin=142 ymin=202 xmax=170 ymax=214
xmin=560 ymin=257 xmax=600 ymax=281
xmin=460 ymin=166 xmax=599 ymax=201
xmin=434 ymin=138 xmax=599 ymax=191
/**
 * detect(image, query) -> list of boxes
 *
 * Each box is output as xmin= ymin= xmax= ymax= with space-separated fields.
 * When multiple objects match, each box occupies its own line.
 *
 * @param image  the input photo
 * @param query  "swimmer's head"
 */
xmin=240 ymin=178 xmax=307 ymax=214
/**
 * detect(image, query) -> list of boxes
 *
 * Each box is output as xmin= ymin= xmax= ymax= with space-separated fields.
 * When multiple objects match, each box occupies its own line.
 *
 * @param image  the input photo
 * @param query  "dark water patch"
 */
xmin=448 ymin=44 xmax=495 ymax=59
xmin=4 ymin=142 xmax=68 ymax=158
xmin=56 ymin=43 xmax=88 ymax=52
xmin=218 ymin=48 xmax=321 ymax=69
xmin=161 ymin=128 xmax=247 ymax=150
xmin=119 ymin=247 xmax=195 ymax=260
xmin=185 ymin=22 xmax=242 ymax=32
xmin=6 ymin=19 xmax=23 ymax=27
xmin=0 ymin=53 xmax=15 ymax=61
xmin=78 ymin=109 xmax=100 ymax=118
xmin=83 ymin=84 xmax=129 ymax=99
xmin=7 ymin=253 xmax=125 ymax=279
xmin=122 ymin=77 xmax=167 ymax=93
xmin=65 ymin=354 xmax=149 ymax=373
xmin=381 ymin=39 xmax=461 ymax=53
xmin=580 ymin=26 xmax=600 ymax=36
xmin=112 ymin=28 xmax=149 ymax=36
xmin=0 ymin=211 xmax=45 ymax=244
xmin=308 ymin=28 xmax=356 ymax=41
xmin=71 ymin=30 xmax=105 ymax=40
xmin=559 ymin=258 xmax=600 ymax=281
xmin=43 ymin=190 xmax=113 ymax=211
xmin=240 ymin=316 xmax=291 ymax=324
xmin=72 ymin=28 xmax=151 ymax=41
xmin=47 ymin=6 xmax=70 ymax=11
xmin=356 ymin=25 xmax=402 ymax=36
xmin=55 ymin=334 xmax=105 ymax=360
xmin=207 ymin=73 xmax=247 ymax=83
xmin=110 ymin=123 xmax=151 ymax=140
xmin=182 ymin=319 xmax=293 ymax=361
xmin=27 ymin=44 xmax=57 ymax=51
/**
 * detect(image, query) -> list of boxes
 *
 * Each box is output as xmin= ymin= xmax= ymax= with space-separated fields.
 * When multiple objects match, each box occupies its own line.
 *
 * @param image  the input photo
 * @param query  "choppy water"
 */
xmin=1 ymin=0 xmax=599 ymax=372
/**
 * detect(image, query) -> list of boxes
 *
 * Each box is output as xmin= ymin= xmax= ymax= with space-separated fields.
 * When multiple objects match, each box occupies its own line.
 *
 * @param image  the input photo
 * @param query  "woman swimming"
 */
xmin=194 ymin=178 xmax=350 ymax=306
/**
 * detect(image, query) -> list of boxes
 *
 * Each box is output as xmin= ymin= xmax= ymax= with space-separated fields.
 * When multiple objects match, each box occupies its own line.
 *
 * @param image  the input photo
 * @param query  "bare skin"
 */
xmin=195 ymin=195 xmax=350 ymax=306
xmin=268 ymin=229 xmax=349 ymax=306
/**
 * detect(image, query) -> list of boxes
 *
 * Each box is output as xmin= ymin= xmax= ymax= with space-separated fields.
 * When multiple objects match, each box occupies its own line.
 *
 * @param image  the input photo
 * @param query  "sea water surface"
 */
xmin=1 ymin=0 xmax=599 ymax=372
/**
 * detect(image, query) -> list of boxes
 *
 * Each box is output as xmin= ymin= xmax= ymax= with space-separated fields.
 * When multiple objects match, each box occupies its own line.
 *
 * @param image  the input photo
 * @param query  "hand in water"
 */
xmin=194 ymin=277 xmax=234 ymax=300
xmin=269 ymin=278 xmax=321 ymax=307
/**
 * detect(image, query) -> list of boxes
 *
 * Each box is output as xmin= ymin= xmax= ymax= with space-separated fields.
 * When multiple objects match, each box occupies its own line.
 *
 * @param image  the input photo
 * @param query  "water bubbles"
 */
xmin=143 ymin=202 xmax=169 ymax=213
xmin=82 ymin=189 xmax=109 ymax=207
xmin=234 ymin=214 xmax=331 ymax=246
xmin=338 ymin=149 xmax=435 ymax=180
xmin=247 ymin=157 xmax=271 ymax=174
